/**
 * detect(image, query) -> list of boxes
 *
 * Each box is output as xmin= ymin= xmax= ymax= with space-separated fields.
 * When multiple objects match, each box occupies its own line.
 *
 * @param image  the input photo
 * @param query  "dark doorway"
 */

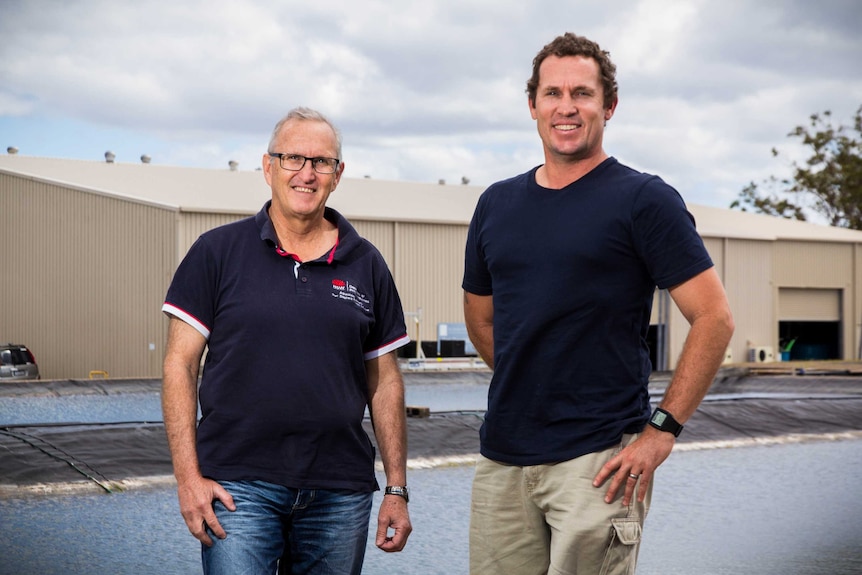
xmin=778 ymin=321 xmax=841 ymax=360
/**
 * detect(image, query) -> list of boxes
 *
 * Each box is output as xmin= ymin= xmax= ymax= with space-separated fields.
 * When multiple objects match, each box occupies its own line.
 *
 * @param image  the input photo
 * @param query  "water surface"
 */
xmin=2 ymin=439 xmax=860 ymax=575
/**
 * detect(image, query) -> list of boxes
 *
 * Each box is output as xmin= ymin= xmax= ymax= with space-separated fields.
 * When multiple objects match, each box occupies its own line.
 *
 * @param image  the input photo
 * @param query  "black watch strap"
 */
xmin=384 ymin=485 xmax=409 ymax=503
xmin=649 ymin=407 xmax=683 ymax=437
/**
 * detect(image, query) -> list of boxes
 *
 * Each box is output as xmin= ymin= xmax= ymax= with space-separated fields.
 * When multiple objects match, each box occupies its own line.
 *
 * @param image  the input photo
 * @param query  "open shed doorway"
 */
xmin=778 ymin=287 xmax=842 ymax=361
xmin=778 ymin=321 xmax=841 ymax=360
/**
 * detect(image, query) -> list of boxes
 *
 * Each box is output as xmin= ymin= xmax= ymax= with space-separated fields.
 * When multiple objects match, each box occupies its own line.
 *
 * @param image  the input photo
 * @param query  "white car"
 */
xmin=0 ymin=343 xmax=40 ymax=380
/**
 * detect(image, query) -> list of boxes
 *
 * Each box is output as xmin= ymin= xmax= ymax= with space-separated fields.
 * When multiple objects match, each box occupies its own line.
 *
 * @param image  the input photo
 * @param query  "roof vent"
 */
xmin=7 ymin=146 xmax=18 ymax=155
xmin=461 ymin=176 xmax=470 ymax=185
xmin=140 ymin=154 xmax=151 ymax=164
xmin=105 ymin=151 xmax=116 ymax=163
xmin=228 ymin=160 xmax=239 ymax=171
xmin=438 ymin=179 xmax=446 ymax=185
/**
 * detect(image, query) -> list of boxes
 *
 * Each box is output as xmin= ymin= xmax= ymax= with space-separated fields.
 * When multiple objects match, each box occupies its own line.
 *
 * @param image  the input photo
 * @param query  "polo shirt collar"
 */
xmin=254 ymin=200 xmax=360 ymax=263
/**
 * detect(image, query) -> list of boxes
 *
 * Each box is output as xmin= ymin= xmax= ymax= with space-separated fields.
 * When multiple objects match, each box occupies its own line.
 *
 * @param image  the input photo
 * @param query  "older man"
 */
xmin=162 ymin=107 xmax=412 ymax=574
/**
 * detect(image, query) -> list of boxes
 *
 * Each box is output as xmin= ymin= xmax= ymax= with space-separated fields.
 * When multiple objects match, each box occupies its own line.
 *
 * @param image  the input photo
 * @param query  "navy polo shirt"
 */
xmin=463 ymin=158 xmax=713 ymax=466
xmin=163 ymin=202 xmax=409 ymax=491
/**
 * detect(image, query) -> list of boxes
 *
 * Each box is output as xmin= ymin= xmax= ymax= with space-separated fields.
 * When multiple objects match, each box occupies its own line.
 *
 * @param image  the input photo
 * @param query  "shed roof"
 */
xmin=0 ymin=155 xmax=481 ymax=225
xmin=3 ymin=154 xmax=861 ymax=242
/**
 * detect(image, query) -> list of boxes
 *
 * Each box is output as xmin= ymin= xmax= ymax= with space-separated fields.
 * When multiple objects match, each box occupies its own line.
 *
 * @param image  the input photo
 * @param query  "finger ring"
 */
xmin=628 ymin=473 xmax=640 ymax=480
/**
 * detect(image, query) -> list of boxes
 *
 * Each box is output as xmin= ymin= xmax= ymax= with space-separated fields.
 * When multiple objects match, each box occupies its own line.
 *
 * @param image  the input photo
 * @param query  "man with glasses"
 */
xmin=162 ymin=107 xmax=412 ymax=574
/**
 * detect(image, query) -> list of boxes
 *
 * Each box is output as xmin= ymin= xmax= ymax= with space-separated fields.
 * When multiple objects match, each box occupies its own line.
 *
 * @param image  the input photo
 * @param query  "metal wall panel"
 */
xmin=393 ymin=222 xmax=469 ymax=345
xmin=712 ymin=239 xmax=774 ymax=366
xmin=856 ymin=244 xmax=862 ymax=360
xmin=351 ymin=220 xmax=396 ymax=264
xmin=178 ymin=211 xmax=250 ymax=257
xmin=702 ymin=237 xmax=726 ymax=282
xmin=773 ymin=241 xmax=853 ymax=286
xmin=779 ymin=288 xmax=840 ymax=321
xmin=1 ymin=174 xmax=175 ymax=378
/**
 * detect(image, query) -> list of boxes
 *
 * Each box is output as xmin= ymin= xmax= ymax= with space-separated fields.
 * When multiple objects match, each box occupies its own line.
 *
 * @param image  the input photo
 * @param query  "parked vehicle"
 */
xmin=0 ymin=343 xmax=40 ymax=380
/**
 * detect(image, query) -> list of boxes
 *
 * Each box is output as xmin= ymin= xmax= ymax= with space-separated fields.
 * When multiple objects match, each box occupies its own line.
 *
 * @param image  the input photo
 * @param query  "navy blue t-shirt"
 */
xmin=163 ymin=202 xmax=409 ymax=491
xmin=463 ymin=158 xmax=713 ymax=465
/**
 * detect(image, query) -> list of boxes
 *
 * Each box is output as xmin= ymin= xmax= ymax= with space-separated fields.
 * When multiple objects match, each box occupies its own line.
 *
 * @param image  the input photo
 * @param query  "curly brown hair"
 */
xmin=526 ymin=33 xmax=618 ymax=110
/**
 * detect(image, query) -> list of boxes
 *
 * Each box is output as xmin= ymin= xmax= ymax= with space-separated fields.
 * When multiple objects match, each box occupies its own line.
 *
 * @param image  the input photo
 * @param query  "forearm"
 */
xmin=368 ymin=353 xmax=412 ymax=551
xmin=368 ymin=355 xmax=408 ymax=486
xmin=468 ymin=325 xmax=494 ymax=368
xmin=372 ymin=402 xmax=408 ymax=486
xmin=660 ymin=312 xmax=734 ymax=423
xmin=161 ymin=318 xmax=207 ymax=483
xmin=162 ymin=361 xmax=202 ymax=482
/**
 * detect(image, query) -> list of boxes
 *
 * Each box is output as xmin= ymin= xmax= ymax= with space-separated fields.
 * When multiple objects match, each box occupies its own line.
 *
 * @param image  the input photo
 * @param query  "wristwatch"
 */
xmin=649 ymin=407 xmax=683 ymax=437
xmin=384 ymin=485 xmax=409 ymax=503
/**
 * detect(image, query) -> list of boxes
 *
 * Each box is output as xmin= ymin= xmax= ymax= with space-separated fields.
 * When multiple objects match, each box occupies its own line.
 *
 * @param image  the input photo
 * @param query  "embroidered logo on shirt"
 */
xmin=331 ymin=279 xmax=371 ymax=312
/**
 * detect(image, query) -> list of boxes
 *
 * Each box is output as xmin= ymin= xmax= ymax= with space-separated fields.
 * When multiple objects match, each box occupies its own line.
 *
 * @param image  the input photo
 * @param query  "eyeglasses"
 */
xmin=269 ymin=153 xmax=340 ymax=174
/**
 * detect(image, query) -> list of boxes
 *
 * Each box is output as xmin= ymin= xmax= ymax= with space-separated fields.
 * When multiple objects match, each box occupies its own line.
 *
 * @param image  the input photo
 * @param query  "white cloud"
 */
xmin=1 ymin=0 xmax=860 ymax=212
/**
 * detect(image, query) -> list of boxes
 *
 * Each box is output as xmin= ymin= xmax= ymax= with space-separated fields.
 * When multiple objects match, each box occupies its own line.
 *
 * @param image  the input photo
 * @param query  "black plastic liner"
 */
xmin=1 ymin=370 xmax=860 ymax=494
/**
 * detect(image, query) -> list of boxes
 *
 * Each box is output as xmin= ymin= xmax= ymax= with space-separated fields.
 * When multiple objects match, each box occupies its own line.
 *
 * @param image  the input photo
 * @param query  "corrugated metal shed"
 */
xmin=3 ymin=154 xmax=861 ymax=378
xmin=7 ymin=155 xmax=862 ymax=241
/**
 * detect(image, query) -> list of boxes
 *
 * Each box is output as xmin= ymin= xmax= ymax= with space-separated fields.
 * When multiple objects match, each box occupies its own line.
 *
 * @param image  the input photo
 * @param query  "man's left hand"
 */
xmin=592 ymin=427 xmax=676 ymax=506
xmin=375 ymin=495 xmax=412 ymax=552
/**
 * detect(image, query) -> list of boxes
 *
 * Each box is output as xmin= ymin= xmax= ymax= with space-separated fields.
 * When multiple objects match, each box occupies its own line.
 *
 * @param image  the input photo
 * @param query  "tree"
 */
xmin=730 ymin=104 xmax=862 ymax=229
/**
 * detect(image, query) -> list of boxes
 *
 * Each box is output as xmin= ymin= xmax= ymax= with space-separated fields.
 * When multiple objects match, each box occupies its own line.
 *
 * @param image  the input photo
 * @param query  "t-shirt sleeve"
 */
xmin=462 ymin=192 xmax=493 ymax=296
xmin=363 ymin=251 xmax=410 ymax=360
xmin=632 ymin=178 xmax=714 ymax=290
xmin=161 ymin=236 xmax=217 ymax=340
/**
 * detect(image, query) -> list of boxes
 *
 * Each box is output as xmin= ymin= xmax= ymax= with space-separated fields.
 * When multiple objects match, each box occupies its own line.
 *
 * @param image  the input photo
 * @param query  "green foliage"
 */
xmin=730 ymin=105 xmax=862 ymax=229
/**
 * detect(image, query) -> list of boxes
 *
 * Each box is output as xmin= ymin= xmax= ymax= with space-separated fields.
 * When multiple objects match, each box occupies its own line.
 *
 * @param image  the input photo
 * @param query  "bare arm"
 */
xmin=463 ymin=291 xmax=494 ymax=369
xmin=162 ymin=317 xmax=235 ymax=546
xmin=659 ymin=267 xmax=735 ymax=421
xmin=366 ymin=351 xmax=412 ymax=552
xmin=594 ymin=267 xmax=734 ymax=504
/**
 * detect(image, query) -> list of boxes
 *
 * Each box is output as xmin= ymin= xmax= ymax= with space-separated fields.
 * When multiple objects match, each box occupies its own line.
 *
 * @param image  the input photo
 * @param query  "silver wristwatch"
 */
xmin=384 ymin=485 xmax=409 ymax=503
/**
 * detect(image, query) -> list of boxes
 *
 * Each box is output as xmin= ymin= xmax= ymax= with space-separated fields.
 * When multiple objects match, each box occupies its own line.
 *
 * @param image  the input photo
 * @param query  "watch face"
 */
xmin=652 ymin=411 xmax=667 ymax=426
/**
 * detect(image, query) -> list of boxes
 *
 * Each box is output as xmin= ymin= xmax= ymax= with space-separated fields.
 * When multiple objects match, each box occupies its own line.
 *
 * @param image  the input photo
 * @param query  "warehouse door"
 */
xmin=778 ymin=288 xmax=841 ymax=360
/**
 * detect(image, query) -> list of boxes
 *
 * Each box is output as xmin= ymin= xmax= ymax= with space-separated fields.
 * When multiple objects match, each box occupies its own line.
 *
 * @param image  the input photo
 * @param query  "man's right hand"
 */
xmin=177 ymin=476 xmax=236 ymax=546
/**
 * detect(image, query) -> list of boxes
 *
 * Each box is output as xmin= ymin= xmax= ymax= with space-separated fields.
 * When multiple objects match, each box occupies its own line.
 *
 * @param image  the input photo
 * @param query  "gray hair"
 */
xmin=267 ymin=107 xmax=343 ymax=159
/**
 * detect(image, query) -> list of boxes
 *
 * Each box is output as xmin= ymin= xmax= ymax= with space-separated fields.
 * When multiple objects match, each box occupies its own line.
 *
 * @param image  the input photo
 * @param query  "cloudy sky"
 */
xmin=1 ymin=0 xmax=860 ymax=211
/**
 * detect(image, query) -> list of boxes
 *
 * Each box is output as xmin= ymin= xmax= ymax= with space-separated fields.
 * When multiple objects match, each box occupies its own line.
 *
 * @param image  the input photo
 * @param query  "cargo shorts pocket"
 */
xmin=599 ymin=518 xmax=642 ymax=575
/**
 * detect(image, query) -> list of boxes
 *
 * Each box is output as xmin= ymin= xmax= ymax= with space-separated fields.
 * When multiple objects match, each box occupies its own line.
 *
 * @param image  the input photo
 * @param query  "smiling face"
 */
xmin=529 ymin=55 xmax=617 ymax=169
xmin=263 ymin=119 xmax=344 ymax=223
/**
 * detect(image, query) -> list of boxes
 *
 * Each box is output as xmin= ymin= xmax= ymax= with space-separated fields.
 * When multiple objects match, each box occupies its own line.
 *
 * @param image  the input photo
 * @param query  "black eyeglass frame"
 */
xmin=268 ymin=153 xmax=341 ymax=174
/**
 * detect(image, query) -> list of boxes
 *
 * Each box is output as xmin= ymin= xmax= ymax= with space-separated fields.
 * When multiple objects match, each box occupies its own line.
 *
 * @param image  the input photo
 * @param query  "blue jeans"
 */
xmin=201 ymin=480 xmax=373 ymax=575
